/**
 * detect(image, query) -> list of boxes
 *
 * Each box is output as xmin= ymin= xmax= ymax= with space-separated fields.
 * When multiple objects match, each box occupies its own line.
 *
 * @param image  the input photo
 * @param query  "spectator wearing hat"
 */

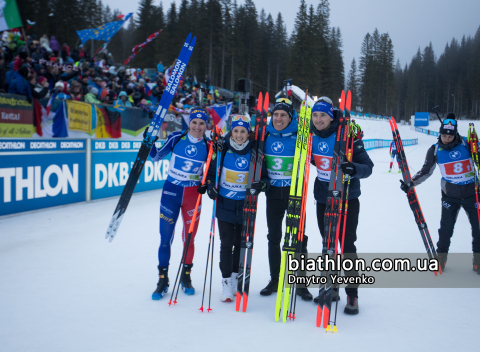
xmin=117 ymin=91 xmax=132 ymax=107
xmin=54 ymin=81 xmax=71 ymax=100
xmin=30 ymin=75 xmax=49 ymax=99
xmin=84 ymin=87 xmax=101 ymax=104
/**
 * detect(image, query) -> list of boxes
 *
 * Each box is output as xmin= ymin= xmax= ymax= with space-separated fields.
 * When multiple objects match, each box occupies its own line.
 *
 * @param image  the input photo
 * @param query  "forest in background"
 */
xmin=18 ymin=0 xmax=480 ymax=119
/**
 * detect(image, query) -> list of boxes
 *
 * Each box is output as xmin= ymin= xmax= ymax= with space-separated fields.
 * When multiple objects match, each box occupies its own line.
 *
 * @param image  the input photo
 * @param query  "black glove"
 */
xmin=207 ymin=187 xmax=218 ymax=200
xmin=143 ymin=126 xmax=159 ymax=142
xmin=197 ymin=183 xmax=207 ymax=194
xmin=400 ymin=180 xmax=410 ymax=194
xmin=250 ymin=181 xmax=266 ymax=196
xmin=341 ymin=161 xmax=356 ymax=175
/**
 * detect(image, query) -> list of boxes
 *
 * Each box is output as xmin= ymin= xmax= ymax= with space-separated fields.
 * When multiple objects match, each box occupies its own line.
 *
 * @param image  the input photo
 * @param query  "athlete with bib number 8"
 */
xmin=400 ymin=113 xmax=480 ymax=273
xmin=148 ymin=108 xmax=211 ymax=300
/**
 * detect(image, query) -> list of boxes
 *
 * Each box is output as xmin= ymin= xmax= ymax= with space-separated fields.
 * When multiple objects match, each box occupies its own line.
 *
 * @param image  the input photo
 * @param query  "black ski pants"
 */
xmin=266 ymin=192 xmax=308 ymax=280
xmin=317 ymin=198 xmax=360 ymax=298
xmin=437 ymin=194 xmax=480 ymax=253
xmin=218 ymin=220 xmax=242 ymax=278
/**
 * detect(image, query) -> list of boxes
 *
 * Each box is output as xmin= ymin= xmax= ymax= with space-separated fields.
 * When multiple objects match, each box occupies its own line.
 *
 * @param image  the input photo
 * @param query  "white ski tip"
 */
xmin=105 ymin=212 xmax=124 ymax=242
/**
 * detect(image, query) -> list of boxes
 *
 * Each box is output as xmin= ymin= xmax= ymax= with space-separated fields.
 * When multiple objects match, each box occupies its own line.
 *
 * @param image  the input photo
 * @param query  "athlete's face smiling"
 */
xmin=232 ymin=126 xmax=249 ymax=144
xmin=189 ymin=118 xmax=206 ymax=138
xmin=312 ymin=111 xmax=333 ymax=131
xmin=272 ymin=110 xmax=291 ymax=131
xmin=440 ymin=134 xmax=455 ymax=145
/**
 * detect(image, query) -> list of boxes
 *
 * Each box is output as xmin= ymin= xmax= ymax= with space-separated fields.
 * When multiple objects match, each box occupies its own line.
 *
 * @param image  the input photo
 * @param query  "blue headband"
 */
xmin=189 ymin=109 xmax=209 ymax=123
xmin=232 ymin=120 xmax=251 ymax=133
xmin=312 ymin=101 xmax=334 ymax=119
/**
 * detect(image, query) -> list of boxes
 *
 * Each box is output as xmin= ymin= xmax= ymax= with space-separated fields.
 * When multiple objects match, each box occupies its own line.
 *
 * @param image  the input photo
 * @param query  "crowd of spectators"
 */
xmin=0 ymin=32 xmax=232 ymax=116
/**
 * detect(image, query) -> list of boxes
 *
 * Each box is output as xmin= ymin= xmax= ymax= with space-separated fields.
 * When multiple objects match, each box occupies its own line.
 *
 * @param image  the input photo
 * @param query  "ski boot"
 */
xmin=344 ymin=296 xmax=359 ymax=315
xmin=473 ymin=254 xmax=480 ymax=274
xmin=296 ymin=287 xmax=313 ymax=301
xmin=231 ymin=272 xmax=238 ymax=296
xmin=221 ymin=277 xmax=233 ymax=302
xmin=260 ymin=278 xmax=278 ymax=296
xmin=437 ymin=253 xmax=448 ymax=271
xmin=314 ymin=289 xmax=340 ymax=303
xmin=152 ymin=267 xmax=169 ymax=300
xmin=180 ymin=264 xmax=195 ymax=295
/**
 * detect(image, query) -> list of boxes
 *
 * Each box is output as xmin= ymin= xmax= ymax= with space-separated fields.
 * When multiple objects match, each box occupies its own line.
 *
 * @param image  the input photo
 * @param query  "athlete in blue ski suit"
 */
xmin=150 ymin=108 xmax=211 ymax=299
xmin=205 ymin=118 xmax=269 ymax=302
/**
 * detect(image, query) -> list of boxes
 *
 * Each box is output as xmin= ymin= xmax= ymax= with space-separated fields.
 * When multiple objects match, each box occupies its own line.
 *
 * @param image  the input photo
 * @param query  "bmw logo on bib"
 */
xmin=272 ymin=141 xmax=284 ymax=153
xmin=318 ymin=141 xmax=329 ymax=153
xmin=235 ymin=157 xmax=248 ymax=169
xmin=186 ymin=145 xmax=198 ymax=157
xmin=449 ymin=150 xmax=461 ymax=160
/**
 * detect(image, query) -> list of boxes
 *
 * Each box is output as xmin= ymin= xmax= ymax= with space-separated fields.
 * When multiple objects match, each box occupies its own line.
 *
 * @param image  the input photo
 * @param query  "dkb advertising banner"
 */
xmin=0 ymin=94 xmax=34 ymax=138
xmin=0 ymin=139 xmax=86 ymax=216
xmin=91 ymin=139 xmax=170 ymax=200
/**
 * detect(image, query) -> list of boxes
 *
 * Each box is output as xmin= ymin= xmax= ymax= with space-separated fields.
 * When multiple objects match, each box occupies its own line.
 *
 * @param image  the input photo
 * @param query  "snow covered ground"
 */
xmin=1 ymin=121 xmax=478 ymax=352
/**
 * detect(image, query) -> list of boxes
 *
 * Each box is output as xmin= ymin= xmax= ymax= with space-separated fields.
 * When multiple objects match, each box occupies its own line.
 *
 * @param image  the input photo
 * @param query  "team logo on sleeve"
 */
xmin=185 ymin=145 xmax=198 ymax=157
xmin=318 ymin=141 xmax=329 ymax=154
xmin=271 ymin=141 xmax=284 ymax=153
xmin=449 ymin=151 xmax=461 ymax=160
xmin=235 ymin=157 xmax=248 ymax=169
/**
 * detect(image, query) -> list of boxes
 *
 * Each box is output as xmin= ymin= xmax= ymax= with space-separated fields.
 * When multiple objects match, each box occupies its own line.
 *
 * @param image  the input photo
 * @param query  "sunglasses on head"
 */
xmin=443 ymin=119 xmax=457 ymax=126
xmin=276 ymin=98 xmax=292 ymax=105
xmin=232 ymin=115 xmax=251 ymax=122
xmin=317 ymin=96 xmax=333 ymax=105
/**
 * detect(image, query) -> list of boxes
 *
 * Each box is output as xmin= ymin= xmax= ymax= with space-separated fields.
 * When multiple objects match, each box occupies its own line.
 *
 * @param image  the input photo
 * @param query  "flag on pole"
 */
xmin=45 ymin=91 xmax=57 ymax=116
xmin=76 ymin=13 xmax=132 ymax=45
xmin=0 ymin=0 xmax=23 ymax=31
xmin=208 ymin=103 xmax=233 ymax=130
xmin=124 ymin=30 xmax=162 ymax=65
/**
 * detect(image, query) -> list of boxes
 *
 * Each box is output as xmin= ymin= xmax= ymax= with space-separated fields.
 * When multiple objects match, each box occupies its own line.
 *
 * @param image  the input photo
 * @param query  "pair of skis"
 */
xmin=105 ymin=33 xmax=197 ymax=242
xmin=388 ymin=117 xmax=442 ymax=275
xmin=316 ymin=90 xmax=354 ymax=332
xmin=275 ymin=95 xmax=313 ymax=323
xmin=236 ymin=92 xmax=269 ymax=312
xmin=467 ymin=124 xmax=480 ymax=228
xmin=199 ymin=126 xmax=224 ymax=312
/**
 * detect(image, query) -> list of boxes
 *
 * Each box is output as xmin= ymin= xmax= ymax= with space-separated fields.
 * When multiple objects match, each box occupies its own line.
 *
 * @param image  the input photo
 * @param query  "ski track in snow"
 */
xmin=0 ymin=120 xmax=477 ymax=351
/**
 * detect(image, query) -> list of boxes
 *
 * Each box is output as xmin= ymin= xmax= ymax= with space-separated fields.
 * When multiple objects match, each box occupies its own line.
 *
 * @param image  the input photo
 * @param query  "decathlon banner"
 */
xmin=91 ymin=139 xmax=170 ymax=200
xmin=0 ymin=139 xmax=86 ymax=216
xmin=415 ymin=112 xmax=429 ymax=127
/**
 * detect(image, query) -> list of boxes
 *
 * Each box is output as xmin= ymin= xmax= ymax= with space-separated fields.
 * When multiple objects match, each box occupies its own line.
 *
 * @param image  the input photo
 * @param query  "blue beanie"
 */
xmin=312 ymin=101 xmax=334 ymax=119
xmin=189 ymin=108 xmax=209 ymax=123
xmin=232 ymin=119 xmax=251 ymax=133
